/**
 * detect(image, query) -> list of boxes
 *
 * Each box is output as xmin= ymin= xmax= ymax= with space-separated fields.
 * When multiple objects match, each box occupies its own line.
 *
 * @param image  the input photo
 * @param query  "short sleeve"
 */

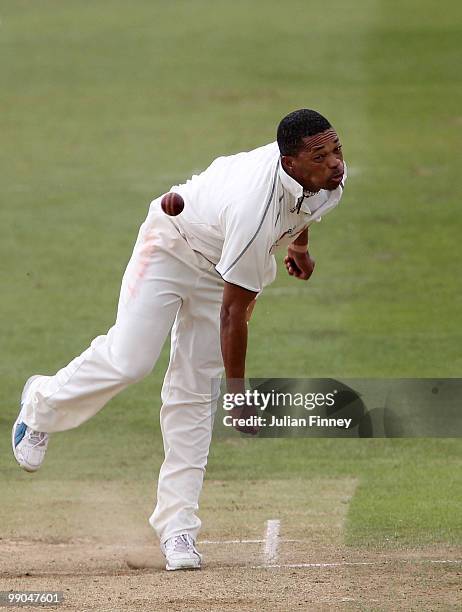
xmin=215 ymin=201 xmax=274 ymax=293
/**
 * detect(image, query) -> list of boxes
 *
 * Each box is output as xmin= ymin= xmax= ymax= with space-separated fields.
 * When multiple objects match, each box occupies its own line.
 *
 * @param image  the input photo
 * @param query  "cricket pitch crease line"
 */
xmin=200 ymin=537 xmax=302 ymax=545
xmin=256 ymin=561 xmax=378 ymax=569
xmin=98 ymin=538 xmax=300 ymax=548
xmin=254 ymin=559 xmax=462 ymax=570
xmin=262 ymin=519 xmax=281 ymax=565
xmin=201 ymin=539 xmax=265 ymax=544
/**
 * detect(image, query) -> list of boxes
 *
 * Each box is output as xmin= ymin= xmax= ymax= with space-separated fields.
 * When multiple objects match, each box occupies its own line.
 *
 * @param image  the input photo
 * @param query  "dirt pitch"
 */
xmin=1 ymin=479 xmax=460 ymax=611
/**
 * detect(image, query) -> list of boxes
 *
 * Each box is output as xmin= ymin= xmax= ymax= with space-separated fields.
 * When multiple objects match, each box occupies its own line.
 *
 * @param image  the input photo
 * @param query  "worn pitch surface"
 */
xmin=1 ymin=480 xmax=460 ymax=610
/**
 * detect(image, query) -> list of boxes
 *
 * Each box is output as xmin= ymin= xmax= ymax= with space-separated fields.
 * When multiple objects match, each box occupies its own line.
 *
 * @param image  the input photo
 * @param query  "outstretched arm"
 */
xmin=220 ymin=281 xmax=259 ymax=434
xmin=220 ymin=281 xmax=257 ymax=394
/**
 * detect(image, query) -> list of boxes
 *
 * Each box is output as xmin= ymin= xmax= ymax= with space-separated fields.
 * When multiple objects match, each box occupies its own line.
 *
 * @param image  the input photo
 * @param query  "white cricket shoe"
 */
xmin=161 ymin=534 xmax=202 ymax=571
xmin=12 ymin=376 xmax=49 ymax=473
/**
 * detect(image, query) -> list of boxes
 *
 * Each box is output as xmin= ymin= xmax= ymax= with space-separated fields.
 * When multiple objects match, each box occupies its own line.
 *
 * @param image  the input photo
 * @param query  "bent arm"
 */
xmin=285 ymin=227 xmax=315 ymax=280
xmin=290 ymin=227 xmax=309 ymax=251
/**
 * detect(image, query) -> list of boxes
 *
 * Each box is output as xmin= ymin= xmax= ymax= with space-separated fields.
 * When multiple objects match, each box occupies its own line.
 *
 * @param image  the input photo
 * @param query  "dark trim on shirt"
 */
xmin=220 ymin=163 xmax=279 ymax=276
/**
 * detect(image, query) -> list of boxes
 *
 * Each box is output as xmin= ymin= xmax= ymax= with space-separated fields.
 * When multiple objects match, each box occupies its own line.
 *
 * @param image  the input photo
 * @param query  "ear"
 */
xmin=281 ymin=155 xmax=295 ymax=174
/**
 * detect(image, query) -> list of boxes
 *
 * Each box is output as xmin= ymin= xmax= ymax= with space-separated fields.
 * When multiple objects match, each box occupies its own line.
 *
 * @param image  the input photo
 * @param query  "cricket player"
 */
xmin=12 ymin=109 xmax=346 ymax=570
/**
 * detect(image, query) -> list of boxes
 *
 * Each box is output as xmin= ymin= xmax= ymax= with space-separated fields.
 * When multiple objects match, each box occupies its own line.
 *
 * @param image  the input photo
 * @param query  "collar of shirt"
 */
xmin=278 ymin=158 xmax=325 ymax=215
xmin=278 ymin=158 xmax=304 ymax=200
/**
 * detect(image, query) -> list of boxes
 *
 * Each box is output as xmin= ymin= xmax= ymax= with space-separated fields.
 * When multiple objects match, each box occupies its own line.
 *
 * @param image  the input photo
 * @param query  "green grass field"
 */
xmin=1 ymin=0 xmax=461 ymax=592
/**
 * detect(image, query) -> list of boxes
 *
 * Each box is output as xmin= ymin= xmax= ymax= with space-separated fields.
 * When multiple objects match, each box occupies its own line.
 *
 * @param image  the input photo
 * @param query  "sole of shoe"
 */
xmin=165 ymin=559 xmax=202 ymax=571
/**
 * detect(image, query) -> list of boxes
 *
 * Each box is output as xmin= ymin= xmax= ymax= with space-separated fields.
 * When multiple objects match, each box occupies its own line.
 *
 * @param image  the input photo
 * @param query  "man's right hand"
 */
xmin=229 ymin=400 xmax=260 ymax=436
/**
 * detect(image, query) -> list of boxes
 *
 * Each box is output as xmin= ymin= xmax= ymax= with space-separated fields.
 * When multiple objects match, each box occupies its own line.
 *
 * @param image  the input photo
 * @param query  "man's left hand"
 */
xmin=284 ymin=248 xmax=315 ymax=280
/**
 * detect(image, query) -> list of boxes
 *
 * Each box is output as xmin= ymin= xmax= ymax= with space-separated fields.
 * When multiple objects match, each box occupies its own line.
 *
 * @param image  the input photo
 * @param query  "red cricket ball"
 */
xmin=161 ymin=192 xmax=184 ymax=216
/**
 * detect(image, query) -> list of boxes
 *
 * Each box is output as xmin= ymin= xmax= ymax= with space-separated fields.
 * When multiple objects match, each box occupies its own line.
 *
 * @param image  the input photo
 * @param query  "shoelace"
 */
xmin=167 ymin=535 xmax=195 ymax=554
xmin=25 ymin=428 xmax=48 ymax=448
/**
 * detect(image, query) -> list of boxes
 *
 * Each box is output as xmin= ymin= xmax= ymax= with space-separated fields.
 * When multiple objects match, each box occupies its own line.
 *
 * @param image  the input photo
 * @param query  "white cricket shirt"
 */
xmin=162 ymin=142 xmax=346 ymax=293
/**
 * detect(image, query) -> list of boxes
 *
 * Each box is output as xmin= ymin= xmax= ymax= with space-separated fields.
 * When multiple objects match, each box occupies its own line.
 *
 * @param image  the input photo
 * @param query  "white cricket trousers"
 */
xmin=21 ymin=198 xmax=225 ymax=544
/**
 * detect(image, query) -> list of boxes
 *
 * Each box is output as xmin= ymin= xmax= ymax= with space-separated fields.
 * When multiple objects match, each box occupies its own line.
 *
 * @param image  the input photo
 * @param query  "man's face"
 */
xmin=281 ymin=129 xmax=344 ymax=192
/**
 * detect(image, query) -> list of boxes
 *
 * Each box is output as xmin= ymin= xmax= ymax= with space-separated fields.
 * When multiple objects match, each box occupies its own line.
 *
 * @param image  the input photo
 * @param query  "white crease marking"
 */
xmin=262 ymin=519 xmax=280 ymax=565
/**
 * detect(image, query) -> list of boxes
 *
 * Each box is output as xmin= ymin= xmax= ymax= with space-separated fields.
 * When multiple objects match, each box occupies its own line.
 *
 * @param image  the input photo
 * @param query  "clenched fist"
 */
xmin=284 ymin=247 xmax=315 ymax=280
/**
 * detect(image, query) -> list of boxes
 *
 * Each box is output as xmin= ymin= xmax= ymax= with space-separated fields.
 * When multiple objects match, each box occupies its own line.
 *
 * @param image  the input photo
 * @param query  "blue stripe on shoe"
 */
xmin=14 ymin=422 xmax=27 ymax=447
